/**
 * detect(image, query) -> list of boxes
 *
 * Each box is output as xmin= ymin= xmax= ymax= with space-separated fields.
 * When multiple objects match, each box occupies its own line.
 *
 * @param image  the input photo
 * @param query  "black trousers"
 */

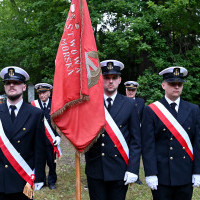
xmin=87 ymin=176 xmax=128 ymax=200
xmin=151 ymin=184 xmax=193 ymax=200
xmin=0 ymin=193 xmax=32 ymax=200
xmin=45 ymin=145 xmax=57 ymax=185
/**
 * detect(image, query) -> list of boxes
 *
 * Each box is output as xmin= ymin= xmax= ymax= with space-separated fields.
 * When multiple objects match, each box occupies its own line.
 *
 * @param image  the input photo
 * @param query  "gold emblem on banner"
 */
xmin=85 ymin=51 xmax=101 ymax=88
xmin=8 ymin=69 xmax=14 ymax=77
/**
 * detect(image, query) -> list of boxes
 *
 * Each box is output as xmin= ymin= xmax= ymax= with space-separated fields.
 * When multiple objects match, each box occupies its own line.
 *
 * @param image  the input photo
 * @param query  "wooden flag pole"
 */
xmin=75 ymin=152 xmax=81 ymax=200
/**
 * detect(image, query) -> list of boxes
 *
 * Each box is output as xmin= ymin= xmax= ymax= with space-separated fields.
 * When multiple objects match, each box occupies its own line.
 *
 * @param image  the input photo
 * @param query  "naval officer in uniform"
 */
xmin=124 ymin=81 xmax=145 ymax=122
xmin=85 ymin=60 xmax=141 ymax=200
xmin=34 ymin=83 xmax=61 ymax=190
xmin=141 ymin=66 xmax=200 ymax=200
xmin=0 ymin=66 xmax=46 ymax=200
xmin=124 ymin=81 xmax=145 ymax=185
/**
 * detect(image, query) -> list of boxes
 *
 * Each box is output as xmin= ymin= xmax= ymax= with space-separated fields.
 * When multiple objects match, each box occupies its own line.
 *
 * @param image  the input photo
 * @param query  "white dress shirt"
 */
xmin=7 ymin=99 xmax=23 ymax=116
xmin=42 ymin=98 xmax=49 ymax=108
xmin=104 ymin=92 xmax=117 ymax=107
xmin=165 ymin=96 xmax=180 ymax=112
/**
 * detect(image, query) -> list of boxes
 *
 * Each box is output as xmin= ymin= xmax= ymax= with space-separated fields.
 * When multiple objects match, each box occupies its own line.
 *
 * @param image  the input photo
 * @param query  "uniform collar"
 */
xmin=104 ymin=92 xmax=117 ymax=102
xmin=165 ymin=95 xmax=180 ymax=107
xmin=7 ymin=99 xmax=23 ymax=113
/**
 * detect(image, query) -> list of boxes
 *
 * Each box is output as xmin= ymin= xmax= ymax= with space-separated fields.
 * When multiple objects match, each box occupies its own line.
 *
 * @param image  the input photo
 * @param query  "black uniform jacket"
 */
xmin=134 ymin=97 xmax=145 ymax=122
xmin=37 ymin=98 xmax=59 ymax=146
xmin=141 ymin=97 xmax=200 ymax=186
xmin=0 ymin=102 xmax=46 ymax=194
xmin=85 ymin=93 xmax=141 ymax=181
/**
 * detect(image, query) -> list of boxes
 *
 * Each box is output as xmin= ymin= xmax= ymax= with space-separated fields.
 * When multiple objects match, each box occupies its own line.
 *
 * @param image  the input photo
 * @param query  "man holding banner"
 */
xmin=85 ymin=60 xmax=141 ymax=200
xmin=51 ymin=0 xmax=106 ymax=198
xmin=141 ymin=66 xmax=200 ymax=200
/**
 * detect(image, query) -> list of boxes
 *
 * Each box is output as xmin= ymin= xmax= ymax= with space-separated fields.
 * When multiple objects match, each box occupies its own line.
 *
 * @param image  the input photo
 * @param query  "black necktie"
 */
xmin=107 ymin=98 xmax=112 ymax=112
xmin=10 ymin=105 xmax=16 ymax=122
xmin=43 ymin=102 xmax=46 ymax=110
xmin=170 ymin=102 xmax=177 ymax=117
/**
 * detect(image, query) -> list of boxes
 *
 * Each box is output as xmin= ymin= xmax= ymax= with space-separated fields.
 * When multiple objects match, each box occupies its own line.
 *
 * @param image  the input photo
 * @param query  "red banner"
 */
xmin=51 ymin=0 xmax=105 ymax=152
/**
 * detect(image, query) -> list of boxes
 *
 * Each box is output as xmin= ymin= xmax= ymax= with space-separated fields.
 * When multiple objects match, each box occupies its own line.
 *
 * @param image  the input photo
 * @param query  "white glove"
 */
xmin=192 ymin=174 xmax=200 ymax=187
xmin=124 ymin=171 xmax=138 ymax=185
xmin=34 ymin=182 xmax=44 ymax=191
xmin=54 ymin=136 xmax=61 ymax=146
xmin=146 ymin=176 xmax=158 ymax=190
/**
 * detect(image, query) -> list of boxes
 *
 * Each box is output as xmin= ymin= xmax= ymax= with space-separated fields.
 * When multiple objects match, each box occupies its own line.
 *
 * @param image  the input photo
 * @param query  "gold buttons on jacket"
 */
xmin=170 ymin=157 xmax=173 ymax=160
xmin=188 ymin=127 xmax=191 ymax=130
xmin=102 ymin=153 xmax=105 ymax=156
xmin=183 ymin=156 xmax=186 ymax=159
xmin=5 ymin=165 xmax=8 ymax=168
xmin=170 ymin=137 xmax=173 ymax=141
xmin=114 ymin=155 xmax=117 ymax=157
xmin=170 ymin=147 xmax=173 ymax=150
xmin=17 ymin=140 xmax=20 ymax=143
xmin=183 ymin=147 xmax=185 ymax=150
xmin=119 ymin=125 xmax=122 ymax=128
xmin=163 ymin=128 xmax=166 ymax=131
xmin=114 ymin=145 xmax=117 ymax=148
xmin=101 ymin=143 xmax=105 ymax=147
xmin=102 ymin=134 xmax=105 ymax=137
xmin=23 ymin=128 xmax=26 ymax=131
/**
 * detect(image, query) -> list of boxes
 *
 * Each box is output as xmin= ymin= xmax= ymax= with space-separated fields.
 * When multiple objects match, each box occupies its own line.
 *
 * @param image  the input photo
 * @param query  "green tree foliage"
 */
xmin=137 ymin=1 xmax=200 ymax=104
xmin=93 ymin=0 xmax=200 ymax=104
xmin=0 ymin=0 xmax=199 ymax=104
xmin=0 ymin=0 xmax=69 ymax=91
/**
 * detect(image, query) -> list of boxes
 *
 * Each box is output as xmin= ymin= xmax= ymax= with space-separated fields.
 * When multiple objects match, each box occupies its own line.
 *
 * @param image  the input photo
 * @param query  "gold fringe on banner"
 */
xmin=51 ymin=94 xmax=89 ymax=121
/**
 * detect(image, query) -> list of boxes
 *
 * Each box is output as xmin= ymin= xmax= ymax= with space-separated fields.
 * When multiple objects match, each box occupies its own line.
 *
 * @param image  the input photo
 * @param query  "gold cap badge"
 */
xmin=173 ymin=68 xmax=180 ymax=76
xmin=8 ymin=68 xmax=15 ymax=77
xmin=107 ymin=62 xmax=113 ymax=70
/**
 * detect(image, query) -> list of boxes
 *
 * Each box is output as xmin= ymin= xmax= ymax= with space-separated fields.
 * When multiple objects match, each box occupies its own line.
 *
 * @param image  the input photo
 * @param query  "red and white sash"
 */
xmin=149 ymin=101 xmax=193 ymax=160
xmin=0 ymin=119 xmax=35 ymax=186
xmin=104 ymin=107 xmax=129 ymax=165
xmin=31 ymin=100 xmax=62 ymax=158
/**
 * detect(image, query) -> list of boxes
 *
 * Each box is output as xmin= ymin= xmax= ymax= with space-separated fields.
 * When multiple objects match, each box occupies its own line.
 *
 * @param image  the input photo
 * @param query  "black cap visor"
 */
xmin=37 ymin=88 xmax=50 ymax=93
xmin=163 ymin=73 xmax=186 ymax=82
xmin=101 ymin=66 xmax=121 ymax=75
xmin=126 ymin=87 xmax=137 ymax=91
xmin=164 ymin=78 xmax=186 ymax=82
xmin=3 ymin=74 xmax=26 ymax=83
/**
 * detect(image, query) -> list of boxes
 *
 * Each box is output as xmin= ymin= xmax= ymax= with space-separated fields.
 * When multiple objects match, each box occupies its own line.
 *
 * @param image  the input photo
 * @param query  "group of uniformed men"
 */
xmin=0 ymin=59 xmax=199 ymax=200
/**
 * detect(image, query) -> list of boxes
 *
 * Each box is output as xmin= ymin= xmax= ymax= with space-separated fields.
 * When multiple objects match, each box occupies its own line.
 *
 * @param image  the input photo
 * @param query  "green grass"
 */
xmin=34 ymin=137 xmax=200 ymax=200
